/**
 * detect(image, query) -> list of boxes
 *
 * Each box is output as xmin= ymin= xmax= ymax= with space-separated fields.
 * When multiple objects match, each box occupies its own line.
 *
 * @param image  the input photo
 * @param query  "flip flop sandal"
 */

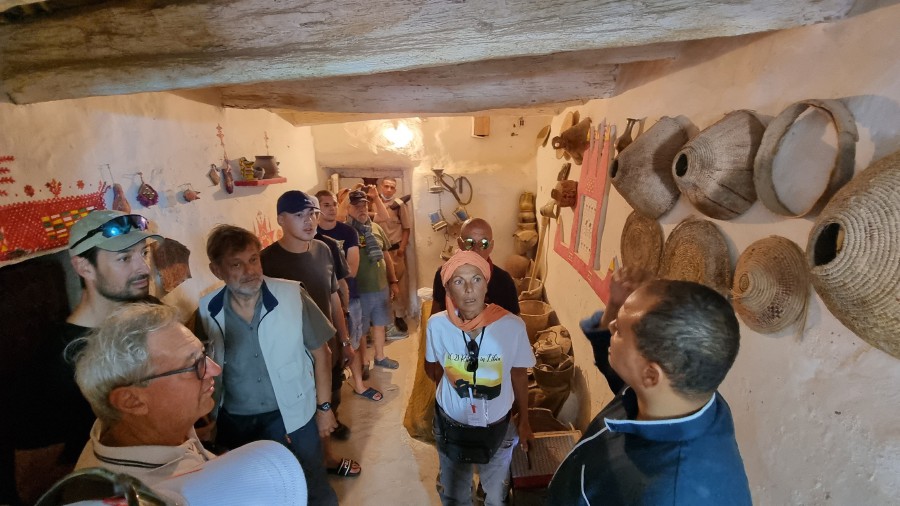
xmin=327 ymin=458 xmax=361 ymax=478
xmin=354 ymin=387 xmax=383 ymax=401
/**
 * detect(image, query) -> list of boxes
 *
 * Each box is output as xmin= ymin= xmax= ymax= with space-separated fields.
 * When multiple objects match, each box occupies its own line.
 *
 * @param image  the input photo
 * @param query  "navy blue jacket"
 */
xmin=545 ymin=311 xmax=752 ymax=505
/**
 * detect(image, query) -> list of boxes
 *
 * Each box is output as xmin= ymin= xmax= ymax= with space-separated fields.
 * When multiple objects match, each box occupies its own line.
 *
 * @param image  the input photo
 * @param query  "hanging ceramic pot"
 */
xmin=181 ymin=184 xmax=201 ymax=202
xmin=222 ymin=165 xmax=235 ymax=194
xmin=615 ymin=118 xmax=639 ymax=154
xmin=136 ymin=172 xmax=159 ymax=207
xmin=207 ymin=164 xmax=221 ymax=185
xmin=111 ymin=183 xmax=131 ymax=213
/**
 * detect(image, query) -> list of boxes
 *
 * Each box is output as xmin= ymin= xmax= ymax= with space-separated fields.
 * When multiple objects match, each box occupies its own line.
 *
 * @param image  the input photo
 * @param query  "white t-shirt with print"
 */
xmin=426 ymin=310 xmax=535 ymax=425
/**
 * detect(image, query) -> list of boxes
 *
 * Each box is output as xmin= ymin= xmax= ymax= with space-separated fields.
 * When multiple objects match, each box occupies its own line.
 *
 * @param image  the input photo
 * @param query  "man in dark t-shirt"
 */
xmin=263 ymin=190 xmax=374 ymax=478
xmin=56 ymin=210 xmax=163 ymax=462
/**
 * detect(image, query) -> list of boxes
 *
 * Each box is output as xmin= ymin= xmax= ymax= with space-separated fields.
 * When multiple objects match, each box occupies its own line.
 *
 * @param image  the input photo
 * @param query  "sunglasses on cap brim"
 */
xmin=71 ymin=215 xmax=150 ymax=250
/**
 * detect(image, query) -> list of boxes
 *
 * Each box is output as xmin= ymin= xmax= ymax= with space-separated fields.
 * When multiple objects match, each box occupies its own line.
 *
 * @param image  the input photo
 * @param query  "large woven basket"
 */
xmin=673 ymin=110 xmax=764 ymax=220
xmin=610 ymin=116 xmax=687 ymax=219
xmin=659 ymin=218 xmax=732 ymax=297
xmin=807 ymin=150 xmax=900 ymax=359
xmin=621 ymin=211 xmax=663 ymax=275
xmin=732 ymin=236 xmax=809 ymax=334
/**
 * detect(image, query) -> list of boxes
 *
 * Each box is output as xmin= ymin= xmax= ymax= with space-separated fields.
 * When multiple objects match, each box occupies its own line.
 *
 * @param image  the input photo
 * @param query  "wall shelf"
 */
xmin=233 ymin=177 xmax=287 ymax=187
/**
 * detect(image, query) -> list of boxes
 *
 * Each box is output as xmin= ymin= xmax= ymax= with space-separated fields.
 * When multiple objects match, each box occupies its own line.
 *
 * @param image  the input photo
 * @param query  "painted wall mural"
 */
xmin=553 ymin=121 xmax=617 ymax=303
xmin=0 ymin=153 xmax=108 ymax=261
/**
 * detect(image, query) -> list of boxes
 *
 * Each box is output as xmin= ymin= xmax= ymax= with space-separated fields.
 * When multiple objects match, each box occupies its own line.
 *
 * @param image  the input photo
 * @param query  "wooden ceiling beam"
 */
xmin=0 ymin=0 xmax=857 ymax=107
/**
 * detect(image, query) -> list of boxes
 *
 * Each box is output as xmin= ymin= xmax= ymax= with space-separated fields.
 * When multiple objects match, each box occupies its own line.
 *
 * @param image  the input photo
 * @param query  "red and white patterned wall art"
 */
xmin=553 ymin=121 xmax=618 ymax=303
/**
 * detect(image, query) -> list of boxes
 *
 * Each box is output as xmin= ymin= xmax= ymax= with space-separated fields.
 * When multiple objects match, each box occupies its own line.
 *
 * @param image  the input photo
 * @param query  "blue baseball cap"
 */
xmin=277 ymin=191 xmax=319 ymax=214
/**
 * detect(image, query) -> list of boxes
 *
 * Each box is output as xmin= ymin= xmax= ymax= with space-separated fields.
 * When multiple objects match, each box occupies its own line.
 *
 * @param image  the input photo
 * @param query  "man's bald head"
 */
xmin=457 ymin=218 xmax=494 ymax=260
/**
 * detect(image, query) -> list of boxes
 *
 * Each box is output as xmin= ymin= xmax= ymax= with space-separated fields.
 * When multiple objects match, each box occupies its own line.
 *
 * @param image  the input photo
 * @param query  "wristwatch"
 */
xmin=316 ymin=402 xmax=332 ymax=412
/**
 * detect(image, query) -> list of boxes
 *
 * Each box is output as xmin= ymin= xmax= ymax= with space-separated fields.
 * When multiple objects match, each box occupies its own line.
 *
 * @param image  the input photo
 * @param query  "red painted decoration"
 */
xmin=0 ymin=182 xmax=107 ymax=261
xmin=553 ymin=121 xmax=617 ymax=303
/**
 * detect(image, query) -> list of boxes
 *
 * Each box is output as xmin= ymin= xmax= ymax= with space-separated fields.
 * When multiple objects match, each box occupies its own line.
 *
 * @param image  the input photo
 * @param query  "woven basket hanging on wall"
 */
xmin=732 ymin=236 xmax=809 ymax=334
xmin=659 ymin=218 xmax=732 ymax=297
xmin=807 ymin=150 xmax=900 ymax=359
xmin=754 ymin=99 xmax=858 ymax=217
xmin=672 ymin=110 xmax=765 ymax=220
xmin=610 ymin=116 xmax=688 ymax=219
xmin=620 ymin=211 xmax=663 ymax=275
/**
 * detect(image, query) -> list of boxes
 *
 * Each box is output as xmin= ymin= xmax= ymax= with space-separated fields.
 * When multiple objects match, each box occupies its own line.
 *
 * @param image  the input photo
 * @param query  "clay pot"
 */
xmin=513 ymin=229 xmax=539 ymax=255
xmin=253 ymin=155 xmax=280 ymax=178
xmin=551 ymin=180 xmax=578 ymax=208
xmin=182 ymin=188 xmax=201 ymax=202
xmin=518 ymin=211 xmax=537 ymax=223
xmin=672 ymin=110 xmax=764 ymax=220
xmin=519 ymin=192 xmax=536 ymax=212
xmin=504 ymin=254 xmax=532 ymax=279
xmin=616 ymin=118 xmax=639 ymax=153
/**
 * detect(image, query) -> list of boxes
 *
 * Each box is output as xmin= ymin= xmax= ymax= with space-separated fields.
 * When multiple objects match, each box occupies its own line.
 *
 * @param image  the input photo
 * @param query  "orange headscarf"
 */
xmin=440 ymin=251 xmax=510 ymax=331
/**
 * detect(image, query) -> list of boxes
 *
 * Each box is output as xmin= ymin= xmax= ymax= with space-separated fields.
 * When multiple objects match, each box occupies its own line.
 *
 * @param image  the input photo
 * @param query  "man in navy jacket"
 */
xmin=546 ymin=269 xmax=752 ymax=505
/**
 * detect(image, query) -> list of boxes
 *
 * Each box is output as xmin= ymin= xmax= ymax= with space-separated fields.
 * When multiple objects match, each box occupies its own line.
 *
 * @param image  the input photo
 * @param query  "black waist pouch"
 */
xmin=435 ymin=405 xmax=510 ymax=464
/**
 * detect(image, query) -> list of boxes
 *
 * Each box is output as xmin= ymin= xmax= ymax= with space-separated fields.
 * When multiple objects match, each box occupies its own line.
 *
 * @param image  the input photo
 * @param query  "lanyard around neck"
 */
xmin=461 ymin=327 xmax=486 ymax=387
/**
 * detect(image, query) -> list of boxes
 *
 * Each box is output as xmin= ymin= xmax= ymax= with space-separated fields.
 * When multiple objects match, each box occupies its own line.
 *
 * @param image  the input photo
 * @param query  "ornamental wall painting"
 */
xmin=254 ymin=211 xmax=281 ymax=248
xmin=0 ymin=154 xmax=108 ymax=262
xmin=553 ymin=122 xmax=617 ymax=303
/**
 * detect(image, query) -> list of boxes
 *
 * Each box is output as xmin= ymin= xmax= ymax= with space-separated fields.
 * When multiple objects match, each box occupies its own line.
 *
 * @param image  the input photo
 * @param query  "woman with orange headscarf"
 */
xmin=425 ymin=251 xmax=535 ymax=506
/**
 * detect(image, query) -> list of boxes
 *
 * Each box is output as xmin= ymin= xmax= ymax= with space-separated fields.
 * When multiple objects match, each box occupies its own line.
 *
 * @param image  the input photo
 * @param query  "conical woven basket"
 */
xmin=621 ymin=211 xmax=663 ymax=275
xmin=610 ymin=116 xmax=687 ymax=219
xmin=732 ymin=236 xmax=809 ymax=334
xmin=659 ymin=218 xmax=732 ymax=297
xmin=807 ymin=150 xmax=900 ymax=359
xmin=673 ymin=110 xmax=764 ymax=220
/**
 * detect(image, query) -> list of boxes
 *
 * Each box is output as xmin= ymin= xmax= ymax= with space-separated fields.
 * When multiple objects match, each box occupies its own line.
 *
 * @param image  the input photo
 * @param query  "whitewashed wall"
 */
xmin=312 ymin=116 xmax=547 ymax=295
xmin=0 ymin=92 xmax=322 ymax=317
xmin=538 ymin=5 xmax=900 ymax=504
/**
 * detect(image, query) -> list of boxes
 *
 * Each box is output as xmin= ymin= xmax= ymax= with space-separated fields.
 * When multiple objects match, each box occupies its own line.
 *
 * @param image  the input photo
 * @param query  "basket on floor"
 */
xmin=519 ymin=300 xmax=553 ymax=344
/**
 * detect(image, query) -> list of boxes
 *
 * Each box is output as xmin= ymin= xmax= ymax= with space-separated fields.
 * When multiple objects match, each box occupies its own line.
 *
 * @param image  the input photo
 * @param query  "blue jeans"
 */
xmin=217 ymin=408 xmax=337 ymax=506
xmin=433 ymin=415 xmax=518 ymax=506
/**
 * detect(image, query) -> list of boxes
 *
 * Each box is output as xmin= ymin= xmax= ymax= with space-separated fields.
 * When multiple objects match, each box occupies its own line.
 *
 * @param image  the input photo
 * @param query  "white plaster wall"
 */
xmin=312 ymin=116 xmax=548 ymax=294
xmin=0 ymin=92 xmax=322 ymax=317
xmin=538 ymin=5 xmax=900 ymax=504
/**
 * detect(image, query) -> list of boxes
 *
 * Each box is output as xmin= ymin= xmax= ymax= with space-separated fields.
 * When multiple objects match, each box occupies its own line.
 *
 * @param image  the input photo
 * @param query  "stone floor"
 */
xmin=328 ymin=323 xmax=442 ymax=505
